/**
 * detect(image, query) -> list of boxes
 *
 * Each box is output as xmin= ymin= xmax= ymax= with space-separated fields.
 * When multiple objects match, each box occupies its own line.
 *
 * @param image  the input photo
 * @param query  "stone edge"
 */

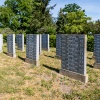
xmin=60 ymin=69 xmax=88 ymax=83
xmin=7 ymin=53 xmax=16 ymax=58
xmin=94 ymin=63 xmax=100 ymax=69
xmin=25 ymin=58 xmax=40 ymax=66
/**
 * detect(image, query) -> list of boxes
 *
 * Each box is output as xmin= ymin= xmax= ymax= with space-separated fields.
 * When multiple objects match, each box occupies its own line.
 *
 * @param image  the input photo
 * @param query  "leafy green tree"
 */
xmin=93 ymin=20 xmax=100 ymax=34
xmin=64 ymin=10 xmax=91 ymax=34
xmin=56 ymin=3 xmax=91 ymax=34
xmin=28 ymin=0 xmax=56 ymax=34
xmin=0 ymin=6 xmax=14 ymax=27
xmin=4 ymin=0 xmax=33 ymax=32
xmin=62 ymin=3 xmax=83 ymax=13
xmin=2 ymin=0 xmax=56 ymax=34
xmin=56 ymin=8 xmax=66 ymax=33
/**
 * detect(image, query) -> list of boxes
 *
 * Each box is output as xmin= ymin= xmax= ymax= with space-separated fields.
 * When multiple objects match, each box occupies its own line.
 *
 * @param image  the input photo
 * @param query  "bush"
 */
xmin=87 ymin=35 xmax=94 ymax=52
xmin=50 ymin=35 xmax=56 ymax=47
xmin=3 ymin=34 xmax=7 ymax=43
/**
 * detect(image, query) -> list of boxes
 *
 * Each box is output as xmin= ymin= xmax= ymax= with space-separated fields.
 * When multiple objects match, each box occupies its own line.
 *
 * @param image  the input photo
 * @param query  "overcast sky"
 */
xmin=0 ymin=0 xmax=100 ymax=21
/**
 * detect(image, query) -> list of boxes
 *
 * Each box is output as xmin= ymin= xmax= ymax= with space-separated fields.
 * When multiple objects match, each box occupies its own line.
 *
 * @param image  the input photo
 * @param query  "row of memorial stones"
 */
xmin=56 ymin=34 xmax=100 ymax=83
xmin=0 ymin=33 xmax=99 ymax=83
xmin=0 ymin=34 xmax=50 ymax=66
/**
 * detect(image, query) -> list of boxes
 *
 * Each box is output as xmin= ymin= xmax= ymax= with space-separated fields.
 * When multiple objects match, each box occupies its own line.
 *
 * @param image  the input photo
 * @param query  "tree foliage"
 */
xmin=56 ymin=3 xmax=91 ymax=34
xmin=0 ymin=0 xmax=56 ymax=34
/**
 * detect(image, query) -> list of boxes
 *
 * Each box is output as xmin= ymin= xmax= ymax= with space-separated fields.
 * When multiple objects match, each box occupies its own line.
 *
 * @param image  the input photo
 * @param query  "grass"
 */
xmin=0 ymin=44 xmax=100 ymax=100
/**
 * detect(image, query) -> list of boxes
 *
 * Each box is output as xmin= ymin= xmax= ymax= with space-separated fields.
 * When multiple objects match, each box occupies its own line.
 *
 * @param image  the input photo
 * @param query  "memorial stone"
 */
xmin=25 ymin=34 xmax=39 ymax=66
xmin=0 ymin=34 xmax=3 ymax=52
xmin=16 ymin=34 xmax=24 ymax=51
xmin=42 ymin=34 xmax=50 ymax=51
xmin=60 ymin=34 xmax=88 ymax=83
xmin=56 ymin=34 xmax=62 ymax=59
xmin=7 ymin=34 xmax=16 ymax=58
xmin=94 ymin=34 xmax=100 ymax=69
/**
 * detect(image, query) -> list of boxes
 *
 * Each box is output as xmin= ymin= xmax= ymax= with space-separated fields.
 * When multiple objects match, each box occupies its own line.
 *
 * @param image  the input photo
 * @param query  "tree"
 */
xmin=1 ymin=0 xmax=56 ymax=34
xmin=28 ymin=0 xmax=56 ymax=34
xmin=93 ymin=20 xmax=100 ymax=34
xmin=64 ymin=10 xmax=91 ymax=34
xmin=4 ymin=0 xmax=33 ymax=32
xmin=0 ymin=6 xmax=14 ymax=27
xmin=56 ymin=3 xmax=91 ymax=34
xmin=62 ymin=3 xmax=83 ymax=13
xmin=56 ymin=8 xmax=66 ymax=33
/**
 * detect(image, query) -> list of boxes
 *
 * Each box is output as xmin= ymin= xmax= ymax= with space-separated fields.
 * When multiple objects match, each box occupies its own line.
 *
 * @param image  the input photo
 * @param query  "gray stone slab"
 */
xmin=1 ymin=34 xmax=3 ymax=46
xmin=60 ymin=34 xmax=88 ymax=83
xmin=25 ymin=34 xmax=39 ymax=66
xmin=16 ymin=34 xmax=24 ymax=51
xmin=39 ymin=34 xmax=42 ymax=54
xmin=42 ymin=34 xmax=50 ymax=51
xmin=7 ymin=34 xmax=16 ymax=58
xmin=94 ymin=34 xmax=100 ymax=69
xmin=56 ymin=34 xmax=62 ymax=59
xmin=0 ymin=34 xmax=3 ymax=52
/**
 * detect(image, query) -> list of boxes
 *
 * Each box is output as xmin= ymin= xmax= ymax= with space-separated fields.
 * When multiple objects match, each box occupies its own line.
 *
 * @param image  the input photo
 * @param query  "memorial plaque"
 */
xmin=25 ymin=34 xmax=39 ymax=66
xmin=7 ymin=34 xmax=16 ymax=58
xmin=42 ymin=34 xmax=50 ymax=51
xmin=16 ymin=34 xmax=24 ymax=51
xmin=56 ymin=34 xmax=62 ymax=59
xmin=94 ymin=34 xmax=100 ymax=69
xmin=0 ymin=34 xmax=3 ymax=52
xmin=60 ymin=34 xmax=88 ymax=83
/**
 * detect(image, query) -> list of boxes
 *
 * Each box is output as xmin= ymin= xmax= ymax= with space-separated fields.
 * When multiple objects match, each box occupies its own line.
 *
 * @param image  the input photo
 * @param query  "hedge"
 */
xmin=87 ymin=35 xmax=94 ymax=52
xmin=50 ymin=35 xmax=56 ymax=47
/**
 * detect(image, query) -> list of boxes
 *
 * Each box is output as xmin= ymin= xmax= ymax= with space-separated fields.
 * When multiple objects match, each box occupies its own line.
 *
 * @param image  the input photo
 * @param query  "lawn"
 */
xmin=0 ymin=44 xmax=100 ymax=100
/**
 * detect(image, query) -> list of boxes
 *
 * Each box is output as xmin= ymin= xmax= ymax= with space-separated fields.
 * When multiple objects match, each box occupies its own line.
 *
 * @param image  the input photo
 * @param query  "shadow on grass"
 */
xmin=43 ymin=64 xmax=59 ymax=73
xmin=44 ymin=55 xmax=55 ymax=58
xmin=51 ymin=51 xmax=56 ymax=53
xmin=87 ymin=64 xmax=94 ymax=68
xmin=18 ymin=56 xmax=25 ymax=61
xmin=3 ymin=52 xmax=7 ymax=55
xmin=87 ymin=57 xmax=92 ymax=60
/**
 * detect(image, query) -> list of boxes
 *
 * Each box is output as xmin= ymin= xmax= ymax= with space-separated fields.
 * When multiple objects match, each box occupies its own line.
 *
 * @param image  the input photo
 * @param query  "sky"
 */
xmin=50 ymin=0 xmax=100 ymax=21
xmin=0 ymin=0 xmax=100 ymax=21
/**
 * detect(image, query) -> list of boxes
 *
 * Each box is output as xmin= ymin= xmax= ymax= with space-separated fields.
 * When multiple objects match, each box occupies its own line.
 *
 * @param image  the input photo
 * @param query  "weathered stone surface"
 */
xmin=7 ymin=34 xmax=16 ymax=58
xmin=60 ymin=34 xmax=88 ymax=83
xmin=25 ymin=34 xmax=39 ymax=66
xmin=16 ymin=34 xmax=24 ymax=51
xmin=1 ymin=34 xmax=3 ymax=46
xmin=42 ymin=34 xmax=50 ymax=51
xmin=39 ymin=34 xmax=42 ymax=54
xmin=0 ymin=34 xmax=3 ymax=52
xmin=56 ymin=34 xmax=62 ymax=59
xmin=94 ymin=34 xmax=100 ymax=69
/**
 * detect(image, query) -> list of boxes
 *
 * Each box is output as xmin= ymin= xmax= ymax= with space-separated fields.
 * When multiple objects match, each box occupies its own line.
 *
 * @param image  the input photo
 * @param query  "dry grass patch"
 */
xmin=0 ymin=44 xmax=99 ymax=100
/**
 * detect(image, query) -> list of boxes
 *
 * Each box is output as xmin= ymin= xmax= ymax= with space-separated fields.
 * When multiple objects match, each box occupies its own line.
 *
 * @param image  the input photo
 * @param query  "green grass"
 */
xmin=0 ymin=44 xmax=100 ymax=100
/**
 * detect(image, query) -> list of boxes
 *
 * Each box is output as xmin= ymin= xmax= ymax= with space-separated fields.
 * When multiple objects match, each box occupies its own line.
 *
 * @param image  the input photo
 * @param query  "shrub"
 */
xmin=50 ymin=35 xmax=56 ymax=47
xmin=3 ymin=34 xmax=7 ymax=43
xmin=87 ymin=35 xmax=94 ymax=52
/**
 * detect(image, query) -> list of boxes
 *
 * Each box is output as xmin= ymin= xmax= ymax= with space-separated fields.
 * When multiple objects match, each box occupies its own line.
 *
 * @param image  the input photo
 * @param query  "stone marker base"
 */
xmin=60 ymin=69 xmax=88 ymax=83
xmin=7 ymin=53 xmax=16 ymax=58
xmin=92 ymin=56 xmax=95 ymax=59
xmin=25 ymin=58 xmax=39 ymax=66
xmin=42 ymin=48 xmax=50 ymax=52
xmin=39 ymin=52 xmax=42 ymax=55
xmin=18 ymin=48 xmax=24 ymax=52
xmin=94 ymin=63 xmax=100 ymax=69
xmin=55 ymin=55 xmax=61 ymax=59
